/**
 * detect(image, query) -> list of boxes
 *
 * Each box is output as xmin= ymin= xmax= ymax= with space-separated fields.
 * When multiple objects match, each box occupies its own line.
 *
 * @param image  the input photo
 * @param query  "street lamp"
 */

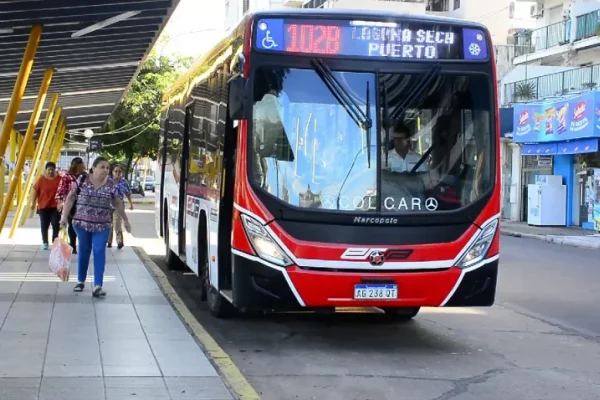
xmin=83 ymin=129 xmax=94 ymax=166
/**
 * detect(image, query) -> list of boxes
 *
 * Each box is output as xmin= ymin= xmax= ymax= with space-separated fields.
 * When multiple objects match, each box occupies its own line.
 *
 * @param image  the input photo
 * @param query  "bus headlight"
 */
xmin=456 ymin=219 xmax=498 ymax=269
xmin=240 ymin=214 xmax=293 ymax=267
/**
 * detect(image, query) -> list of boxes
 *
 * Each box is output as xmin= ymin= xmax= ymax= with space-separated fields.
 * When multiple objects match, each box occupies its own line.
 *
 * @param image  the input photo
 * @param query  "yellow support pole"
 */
xmin=26 ymin=106 xmax=62 ymax=220
xmin=41 ymin=107 xmax=62 ymax=168
xmin=15 ymin=94 xmax=59 ymax=229
xmin=0 ymin=163 xmax=4 ymax=211
xmin=0 ymin=67 xmax=54 ymax=234
xmin=0 ymin=25 xmax=42 ymax=160
xmin=51 ymin=122 xmax=66 ymax=163
xmin=15 ymin=134 xmax=23 ymax=208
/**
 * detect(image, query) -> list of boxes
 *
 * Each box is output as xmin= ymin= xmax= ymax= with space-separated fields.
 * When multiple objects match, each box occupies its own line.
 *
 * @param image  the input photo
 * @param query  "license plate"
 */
xmin=353 ymin=284 xmax=398 ymax=300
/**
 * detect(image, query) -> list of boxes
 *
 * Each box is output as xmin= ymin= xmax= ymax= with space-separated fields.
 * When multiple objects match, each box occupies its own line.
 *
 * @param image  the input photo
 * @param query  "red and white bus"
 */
xmin=156 ymin=9 xmax=501 ymax=319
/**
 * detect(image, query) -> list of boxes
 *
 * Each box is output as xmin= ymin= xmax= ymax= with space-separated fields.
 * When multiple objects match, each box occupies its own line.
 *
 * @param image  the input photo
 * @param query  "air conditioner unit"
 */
xmin=530 ymin=2 xmax=544 ymax=19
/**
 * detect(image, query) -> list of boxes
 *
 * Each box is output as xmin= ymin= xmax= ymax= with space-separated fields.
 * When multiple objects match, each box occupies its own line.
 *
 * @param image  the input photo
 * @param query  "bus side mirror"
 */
xmin=228 ymin=77 xmax=248 ymax=120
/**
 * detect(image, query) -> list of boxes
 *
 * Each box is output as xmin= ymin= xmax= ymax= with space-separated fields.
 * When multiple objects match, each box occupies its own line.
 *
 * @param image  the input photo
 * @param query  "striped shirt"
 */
xmin=71 ymin=176 xmax=118 ymax=232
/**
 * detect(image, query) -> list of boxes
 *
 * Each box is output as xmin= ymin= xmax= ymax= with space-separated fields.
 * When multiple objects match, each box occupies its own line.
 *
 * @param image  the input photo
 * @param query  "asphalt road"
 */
xmin=130 ymin=209 xmax=600 ymax=400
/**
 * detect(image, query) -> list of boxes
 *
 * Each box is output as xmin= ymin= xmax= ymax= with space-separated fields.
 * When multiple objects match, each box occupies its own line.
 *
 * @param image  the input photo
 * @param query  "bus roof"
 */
xmin=251 ymin=8 xmax=487 ymax=30
xmin=161 ymin=8 xmax=489 ymax=106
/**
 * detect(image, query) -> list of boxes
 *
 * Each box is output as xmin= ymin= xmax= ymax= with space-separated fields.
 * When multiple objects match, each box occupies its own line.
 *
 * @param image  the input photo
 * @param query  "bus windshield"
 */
xmin=251 ymin=66 xmax=493 ymax=213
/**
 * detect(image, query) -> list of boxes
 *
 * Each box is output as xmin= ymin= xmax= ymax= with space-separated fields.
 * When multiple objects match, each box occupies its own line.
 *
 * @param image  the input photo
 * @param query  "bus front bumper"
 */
xmin=231 ymin=252 xmax=498 ymax=310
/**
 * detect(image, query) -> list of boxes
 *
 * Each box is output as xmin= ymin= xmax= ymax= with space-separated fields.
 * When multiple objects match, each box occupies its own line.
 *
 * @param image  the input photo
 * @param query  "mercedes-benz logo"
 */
xmin=425 ymin=197 xmax=438 ymax=211
xmin=369 ymin=251 xmax=385 ymax=266
xmin=321 ymin=195 xmax=335 ymax=208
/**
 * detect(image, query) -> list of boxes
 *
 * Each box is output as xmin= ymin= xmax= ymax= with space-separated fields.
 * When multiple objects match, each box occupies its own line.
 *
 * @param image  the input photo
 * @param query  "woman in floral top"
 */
xmin=60 ymin=157 xmax=132 ymax=297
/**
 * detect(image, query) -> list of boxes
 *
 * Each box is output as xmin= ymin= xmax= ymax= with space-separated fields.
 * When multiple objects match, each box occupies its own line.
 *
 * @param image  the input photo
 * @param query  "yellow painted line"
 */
xmin=133 ymin=247 xmax=261 ymax=400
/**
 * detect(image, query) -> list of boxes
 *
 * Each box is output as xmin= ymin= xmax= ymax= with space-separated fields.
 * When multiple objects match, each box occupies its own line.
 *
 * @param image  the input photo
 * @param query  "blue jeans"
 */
xmin=73 ymin=225 xmax=110 ymax=287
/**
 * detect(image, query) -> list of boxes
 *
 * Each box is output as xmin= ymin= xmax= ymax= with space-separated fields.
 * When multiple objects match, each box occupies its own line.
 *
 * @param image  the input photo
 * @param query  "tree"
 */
xmin=100 ymin=48 xmax=193 ymax=177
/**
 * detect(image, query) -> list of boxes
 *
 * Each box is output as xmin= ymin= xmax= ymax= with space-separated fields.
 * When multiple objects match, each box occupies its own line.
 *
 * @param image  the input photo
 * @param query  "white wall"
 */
xmin=328 ymin=0 xmax=427 ymax=13
xmin=538 ymin=0 xmax=566 ymax=28
xmin=572 ymin=0 xmax=600 ymax=17
xmin=569 ymin=46 xmax=600 ymax=65
xmin=501 ymin=64 xmax=576 ymax=84
xmin=224 ymin=0 xmax=240 ymax=30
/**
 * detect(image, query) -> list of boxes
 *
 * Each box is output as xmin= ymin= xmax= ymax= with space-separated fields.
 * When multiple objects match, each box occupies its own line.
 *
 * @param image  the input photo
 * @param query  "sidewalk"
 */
xmin=0 ymin=212 xmax=235 ymax=400
xmin=501 ymin=220 xmax=600 ymax=250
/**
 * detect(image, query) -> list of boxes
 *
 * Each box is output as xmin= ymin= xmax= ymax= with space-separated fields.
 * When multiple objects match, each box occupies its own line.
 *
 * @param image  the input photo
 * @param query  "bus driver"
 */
xmin=384 ymin=122 xmax=429 ymax=173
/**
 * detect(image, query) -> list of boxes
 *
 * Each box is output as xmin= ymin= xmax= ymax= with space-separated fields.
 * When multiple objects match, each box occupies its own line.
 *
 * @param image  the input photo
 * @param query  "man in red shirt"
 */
xmin=32 ymin=162 xmax=61 ymax=249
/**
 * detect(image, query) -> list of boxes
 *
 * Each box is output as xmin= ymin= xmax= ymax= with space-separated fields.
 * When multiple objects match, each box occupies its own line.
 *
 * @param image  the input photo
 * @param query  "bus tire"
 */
xmin=200 ymin=223 xmax=235 ymax=318
xmin=382 ymin=307 xmax=420 ymax=321
xmin=206 ymin=286 xmax=236 ymax=319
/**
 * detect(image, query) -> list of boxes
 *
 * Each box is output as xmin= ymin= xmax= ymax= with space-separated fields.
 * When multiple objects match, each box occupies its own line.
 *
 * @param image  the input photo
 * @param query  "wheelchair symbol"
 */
xmin=262 ymin=31 xmax=278 ymax=49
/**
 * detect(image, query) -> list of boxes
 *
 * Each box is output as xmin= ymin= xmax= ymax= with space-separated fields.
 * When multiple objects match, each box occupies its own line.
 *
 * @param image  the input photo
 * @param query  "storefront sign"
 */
xmin=512 ymin=91 xmax=600 ymax=143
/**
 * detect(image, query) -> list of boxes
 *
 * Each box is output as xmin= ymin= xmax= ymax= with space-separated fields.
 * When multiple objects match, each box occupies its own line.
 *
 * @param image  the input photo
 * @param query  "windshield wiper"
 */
xmin=310 ymin=58 xmax=372 ymax=167
xmin=382 ymin=82 xmax=391 ymax=168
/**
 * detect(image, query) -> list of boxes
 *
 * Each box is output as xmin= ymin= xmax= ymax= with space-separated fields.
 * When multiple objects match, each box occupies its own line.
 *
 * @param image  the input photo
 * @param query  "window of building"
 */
xmin=242 ymin=0 xmax=249 ymax=14
xmin=454 ymin=0 xmax=460 ymax=10
xmin=426 ymin=0 xmax=449 ymax=12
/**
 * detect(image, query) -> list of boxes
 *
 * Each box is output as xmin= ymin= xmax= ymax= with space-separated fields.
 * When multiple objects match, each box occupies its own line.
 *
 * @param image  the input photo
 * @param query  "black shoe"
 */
xmin=117 ymin=243 xmax=124 ymax=250
xmin=107 ymin=243 xmax=112 ymax=248
xmin=73 ymin=283 xmax=84 ymax=292
xmin=92 ymin=286 xmax=106 ymax=298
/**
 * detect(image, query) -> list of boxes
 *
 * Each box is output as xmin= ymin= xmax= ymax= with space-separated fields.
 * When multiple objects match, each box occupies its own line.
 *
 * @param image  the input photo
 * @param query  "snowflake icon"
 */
xmin=469 ymin=43 xmax=481 ymax=56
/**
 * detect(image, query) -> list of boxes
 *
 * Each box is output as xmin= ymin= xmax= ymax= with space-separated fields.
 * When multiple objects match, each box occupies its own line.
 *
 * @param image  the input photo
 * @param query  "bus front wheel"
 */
xmin=382 ymin=307 xmax=420 ymax=321
xmin=199 ymin=223 xmax=235 ymax=318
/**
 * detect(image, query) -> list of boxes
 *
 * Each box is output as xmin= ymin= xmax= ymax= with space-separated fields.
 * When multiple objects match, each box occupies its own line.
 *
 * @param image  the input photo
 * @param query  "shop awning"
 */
xmin=522 ymin=142 xmax=558 ymax=155
xmin=557 ymin=138 xmax=599 ymax=155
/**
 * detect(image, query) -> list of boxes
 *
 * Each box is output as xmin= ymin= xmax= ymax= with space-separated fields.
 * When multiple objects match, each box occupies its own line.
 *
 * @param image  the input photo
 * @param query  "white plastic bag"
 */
xmin=48 ymin=228 xmax=72 ymax=282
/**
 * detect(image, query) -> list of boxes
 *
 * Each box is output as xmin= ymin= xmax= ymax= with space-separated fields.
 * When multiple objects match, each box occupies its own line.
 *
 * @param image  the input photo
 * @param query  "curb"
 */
xmin=501 ymin=229 xmax=600 ymax=250
xmin=133 ymin=247 xmax=261 ymax=400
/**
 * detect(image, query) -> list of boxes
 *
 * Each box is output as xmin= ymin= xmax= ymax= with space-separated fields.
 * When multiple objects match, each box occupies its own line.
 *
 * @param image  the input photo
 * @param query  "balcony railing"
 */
xmin=504 ymin=64 xmax=600 ymax=105
xmin=575 ymin=9 xmax=600 ymax=40
xmin=514 ymin=9 xmax=600 ymax=57
xmin=514 ymin=21 xmax=569 ymax=57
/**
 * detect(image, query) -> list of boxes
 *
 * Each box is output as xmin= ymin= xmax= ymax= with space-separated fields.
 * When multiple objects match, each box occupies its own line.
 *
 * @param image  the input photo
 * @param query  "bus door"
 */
xmin=217 ymin=116 xmax=238 ymax=291
xmin=177 ymin=105 xmax=193 ymax=256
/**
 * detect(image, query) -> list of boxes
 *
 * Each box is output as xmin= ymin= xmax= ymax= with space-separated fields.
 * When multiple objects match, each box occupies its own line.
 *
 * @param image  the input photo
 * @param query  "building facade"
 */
xmin=225 ymin=0 xmax=536 ymax=44
xmin=501 ymin=0 xmax=600 ymax=229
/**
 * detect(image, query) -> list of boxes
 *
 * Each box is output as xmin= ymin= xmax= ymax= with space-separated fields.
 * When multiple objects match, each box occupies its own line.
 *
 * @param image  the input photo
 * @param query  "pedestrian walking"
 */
xmin=31 ymin=162 xmax=61 ymax=250
xmin=55 ymin=157 xmax=86 ymax=254
xmin=108 ymin=164 xmax=134 ymax=249
xmin=60 ymin=157 xmax=132 ymax=297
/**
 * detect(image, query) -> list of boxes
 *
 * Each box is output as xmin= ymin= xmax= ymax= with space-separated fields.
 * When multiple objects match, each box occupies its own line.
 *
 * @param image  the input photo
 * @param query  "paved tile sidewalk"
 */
xmin=501 ymin=220 xmax=600 ymax=250
xmin=0 ymin=240 xmax=233 ymax=399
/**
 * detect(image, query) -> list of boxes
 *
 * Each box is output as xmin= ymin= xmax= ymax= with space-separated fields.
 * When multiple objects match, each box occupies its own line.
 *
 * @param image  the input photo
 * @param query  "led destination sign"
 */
xmin=254 ymin=18 xmax=488 ymax=61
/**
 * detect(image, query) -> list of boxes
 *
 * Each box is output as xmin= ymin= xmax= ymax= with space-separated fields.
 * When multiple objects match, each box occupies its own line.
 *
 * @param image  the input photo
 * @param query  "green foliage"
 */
xmin=100 ymin=48 xmax=193 ymax=175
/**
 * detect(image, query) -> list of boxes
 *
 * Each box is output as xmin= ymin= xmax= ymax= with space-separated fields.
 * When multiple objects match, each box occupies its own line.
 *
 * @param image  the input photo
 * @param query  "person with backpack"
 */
xmin=60 ymin=157 xmax=132 ymax=298
xmin=56 ymin=157 xmax=86 ymax=254
xmin=31 ymin=162 xmax=61 ymax=250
